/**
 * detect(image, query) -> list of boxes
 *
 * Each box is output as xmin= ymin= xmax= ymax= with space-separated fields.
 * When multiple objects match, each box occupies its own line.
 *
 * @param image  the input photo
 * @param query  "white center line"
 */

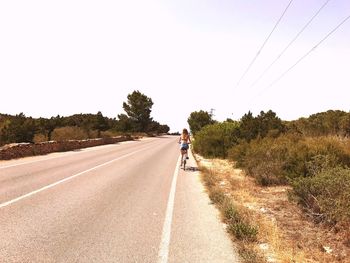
xmin=0 ymin=141 xmax=139 ymax=170
xmin=158 ymin=155 xmax=181 ymax=263
xmin=0 ymin=145 xmax=153 ymax=209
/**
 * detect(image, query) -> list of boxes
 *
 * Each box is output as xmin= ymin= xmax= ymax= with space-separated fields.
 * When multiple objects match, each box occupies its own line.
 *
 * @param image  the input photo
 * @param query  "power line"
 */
xmin=249 ymin=0 xmax=331 ymax=89
xmin=260 ymin=13 xmax=350 ymax=94
xmin=235 ymin=0 xmax=294 ymax=89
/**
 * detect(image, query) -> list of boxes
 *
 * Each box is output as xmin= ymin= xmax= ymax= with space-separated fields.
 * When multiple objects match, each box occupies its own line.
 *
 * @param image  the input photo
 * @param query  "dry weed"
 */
xmin=196 ymin=154 xmax=350 ymax=263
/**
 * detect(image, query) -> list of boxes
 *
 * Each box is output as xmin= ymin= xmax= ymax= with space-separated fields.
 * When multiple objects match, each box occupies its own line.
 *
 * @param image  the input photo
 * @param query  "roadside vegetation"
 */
xmin=199 ymin=164 xmax=265 ymax=262
xmin=0 ymin=90 xmax=170 ymax=146
xmin=189 ymin=109 xmax=350 ymax=262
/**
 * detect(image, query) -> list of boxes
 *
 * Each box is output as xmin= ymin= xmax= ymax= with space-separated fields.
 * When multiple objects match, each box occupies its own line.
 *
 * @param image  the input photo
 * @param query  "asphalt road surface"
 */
xmin=0 ymin=136 xmax=239 ymax=263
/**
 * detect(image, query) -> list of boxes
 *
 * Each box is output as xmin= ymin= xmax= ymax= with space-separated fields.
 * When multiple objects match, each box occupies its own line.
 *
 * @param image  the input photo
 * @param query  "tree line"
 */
xmin=188 ymin=109 xmax=350 ymax=150
xmin=0 ymin=90 xmax=169 ymax=146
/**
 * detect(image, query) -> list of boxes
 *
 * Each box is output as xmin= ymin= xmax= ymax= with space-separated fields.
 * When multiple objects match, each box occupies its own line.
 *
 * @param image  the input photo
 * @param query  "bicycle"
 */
xmin=180 ymin=145 xmax=190 ymax=170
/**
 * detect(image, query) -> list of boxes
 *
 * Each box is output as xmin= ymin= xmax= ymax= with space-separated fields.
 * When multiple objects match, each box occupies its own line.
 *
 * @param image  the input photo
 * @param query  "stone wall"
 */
xmin=0 ymin=136 xmax=135 ymax=160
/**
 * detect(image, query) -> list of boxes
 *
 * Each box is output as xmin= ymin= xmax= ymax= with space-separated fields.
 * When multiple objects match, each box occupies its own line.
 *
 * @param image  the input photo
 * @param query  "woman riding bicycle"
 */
xmin=179 ymin=128 xmax=191 ymax=163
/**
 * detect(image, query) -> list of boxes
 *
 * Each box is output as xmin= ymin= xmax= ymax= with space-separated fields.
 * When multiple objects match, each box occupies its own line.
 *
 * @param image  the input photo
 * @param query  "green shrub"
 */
xmin=228 ymin=140 xmax=250 ymax=167
xmin=304 ymin=136 xmax=350 ymax=168
xmin=291 ymin=167 xmax=350 ymax=226
xmin=228 ymin=222 xmax=258 ymax=242
xmin=228 ymin=135 xmax=350 ymax=185
xmin=222 ymin=200 xmax=258 ymax=242
xmin=193 ymin=122 xmax=240 ymax=158
xmin=229 ymin=134 xmax=301 ymax=185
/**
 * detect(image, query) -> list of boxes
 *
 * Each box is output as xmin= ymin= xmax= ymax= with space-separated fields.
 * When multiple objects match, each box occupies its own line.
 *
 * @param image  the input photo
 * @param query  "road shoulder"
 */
xmin=168 ymin=149 xmax=240 ymax=263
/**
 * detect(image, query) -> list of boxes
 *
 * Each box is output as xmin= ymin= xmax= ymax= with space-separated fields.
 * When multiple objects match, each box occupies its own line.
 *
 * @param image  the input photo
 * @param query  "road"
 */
xmin=0 ymin=136 xmax=239 ymax=263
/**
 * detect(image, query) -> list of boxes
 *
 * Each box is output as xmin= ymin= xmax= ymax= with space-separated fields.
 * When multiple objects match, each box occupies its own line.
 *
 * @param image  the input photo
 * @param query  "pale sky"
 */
xmin=1 ymin=0 xmax=349 ymax=132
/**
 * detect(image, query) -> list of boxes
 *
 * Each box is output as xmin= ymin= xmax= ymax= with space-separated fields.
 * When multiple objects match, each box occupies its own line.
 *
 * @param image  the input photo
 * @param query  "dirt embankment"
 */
xmin=0 ymin=136 xmax=135 ymax=160
xmin=196 ymin=156 xmax=350 ymax=263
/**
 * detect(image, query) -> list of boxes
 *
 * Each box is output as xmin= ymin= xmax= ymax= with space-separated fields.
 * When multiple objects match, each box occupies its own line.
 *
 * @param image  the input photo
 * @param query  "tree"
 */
xmin=122 ymin=90 xmax=154 ymax=132
xmin=340 ymin=114 xmax=350 ymax=136
xmin=115 ymin=114 xmax=134 ymax=132
xmin=94 ymin=111 xmax=109 ymax=137
xmin=239 ymin=111 xmax=258 ymax=142
xmin=1 ymin=113 xmax=35 ymax=144
xmin=62 ymin=113 xmax=99 ymax=138
xmin=36 ymin=115 xmax=62 ymax=141
xmin=256 ymin=110 xmax=285 ymax=138
xmin=0 ymin=115 xmax=11 ymax=146
xmin=290 ymin=110 xmax=348 ymax=136
xmin=147 ymin=121 xmax=161 ymax=134
xmin=187 ymin=110 xmax=215 ymax=136
xmin=158 ymin=124 xmax=170 ymax=134
xmin=147 ymin=121 xmax=170 ymax=134
xmin=239 ymin=110 xmax=285 ymax=141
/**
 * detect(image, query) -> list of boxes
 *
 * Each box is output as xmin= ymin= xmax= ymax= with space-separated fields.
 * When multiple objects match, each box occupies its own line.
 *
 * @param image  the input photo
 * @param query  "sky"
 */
xmin=0 ymin=0 xmax=349 ymax=132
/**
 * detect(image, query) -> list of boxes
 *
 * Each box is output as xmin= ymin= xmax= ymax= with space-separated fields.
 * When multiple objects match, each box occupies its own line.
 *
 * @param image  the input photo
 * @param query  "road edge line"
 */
xmin=157 ymin=155 xmax=181 ymax=263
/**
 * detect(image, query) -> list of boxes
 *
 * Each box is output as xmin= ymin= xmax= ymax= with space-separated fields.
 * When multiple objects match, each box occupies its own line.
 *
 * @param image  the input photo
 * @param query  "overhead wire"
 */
xmin=249 ymin=0 xmax=331 ymax=89
xmin=259 ymin=13 xmax=350 ymax=94
xmin=235 ymin=0 xmax=294 ymax=89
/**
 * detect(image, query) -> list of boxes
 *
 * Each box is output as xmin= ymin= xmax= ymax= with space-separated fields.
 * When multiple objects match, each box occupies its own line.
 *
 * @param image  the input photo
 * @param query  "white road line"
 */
xmin=0 ymin=145 xmax=153 ymax=209
xmin=0 ymin=144 xmax=123 ymax=170
xmin=158 ymin=155 xmax=181 ymax=263
xmin=0 ymin=139 xmax=151 ymax=170
xmin=0 ymin=151 xmax=83 ymax=170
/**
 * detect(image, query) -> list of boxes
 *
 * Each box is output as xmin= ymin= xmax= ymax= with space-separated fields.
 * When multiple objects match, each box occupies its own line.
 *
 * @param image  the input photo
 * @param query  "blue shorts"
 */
xmin=180 ymin=143 xmax=189 ymax=150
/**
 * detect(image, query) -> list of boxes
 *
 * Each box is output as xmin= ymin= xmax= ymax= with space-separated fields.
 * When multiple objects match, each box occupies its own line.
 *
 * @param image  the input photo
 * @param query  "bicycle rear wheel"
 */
xmin=183 ymin=159 xmax=186 ymax=170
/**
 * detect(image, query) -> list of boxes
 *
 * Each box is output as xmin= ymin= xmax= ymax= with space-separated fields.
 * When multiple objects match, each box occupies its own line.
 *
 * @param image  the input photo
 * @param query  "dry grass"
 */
xmin=197 ymin=158 xmax=266 ymax=262
xmin=33 ymin=133 xmax=47 ymax=143
xmin=195 ymin=155 xmax=350 ymax=263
